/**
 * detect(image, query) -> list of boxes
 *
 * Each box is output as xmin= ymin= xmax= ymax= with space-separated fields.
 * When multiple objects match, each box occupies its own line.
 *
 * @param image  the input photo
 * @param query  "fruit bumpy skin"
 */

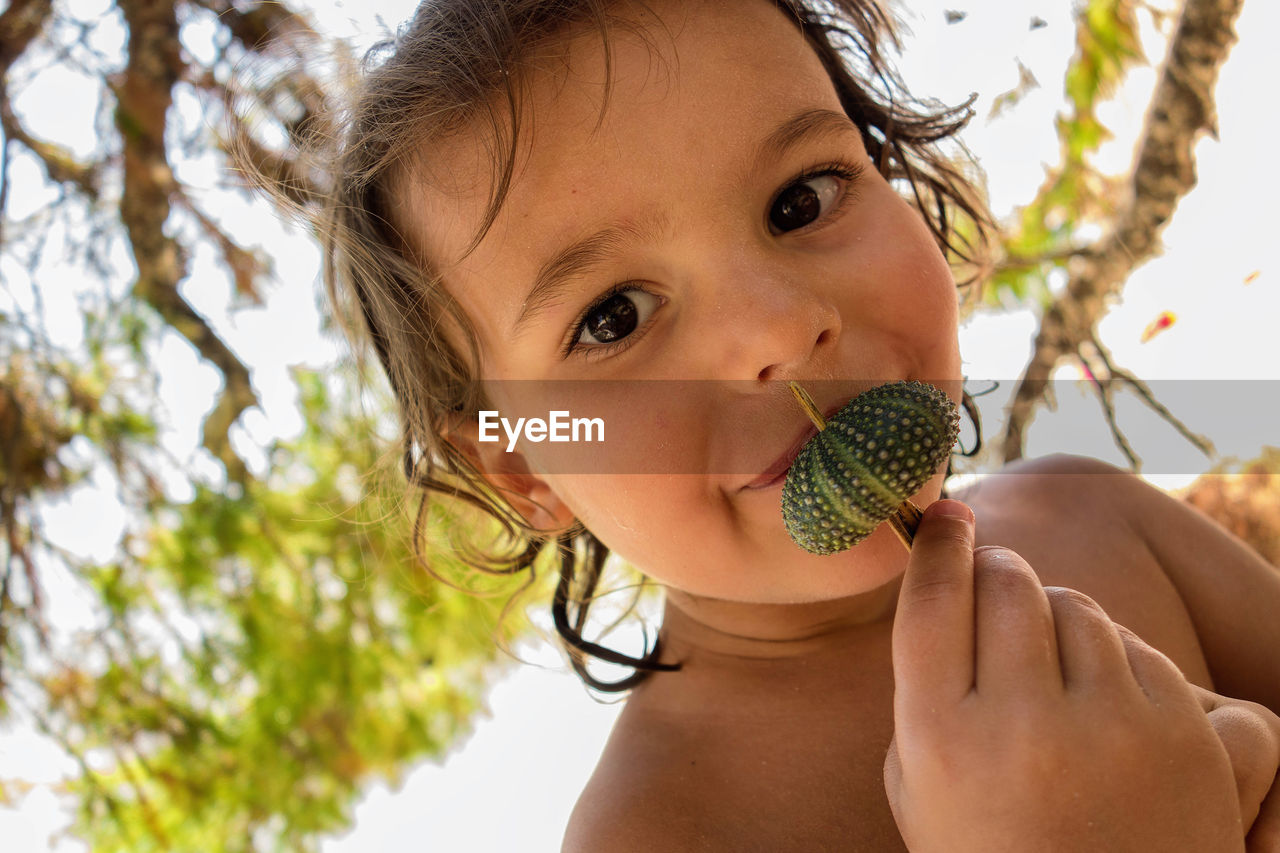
xmin=782 ymin=381 xmax=961 ymax=555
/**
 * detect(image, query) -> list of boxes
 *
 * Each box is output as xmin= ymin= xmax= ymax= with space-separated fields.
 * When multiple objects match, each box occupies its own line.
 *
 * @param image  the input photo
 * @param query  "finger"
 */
xmin=1115 ymin=623 xmax=1199 ymax=712
xmin=892 ymin=499 xmax=976 ymax=707
xmin=1210 ymin=703 xmax=1280 ymax=830
xmin=1248 ymin=782 xmax=1280 ymax=853
xmin=973 ymin=547 xmax=1061 ymax=694
xmin=1044 ymin=586 xmax=1132 ymax=690
xmin=1196 ymin=688 xmax=1280 ymax=834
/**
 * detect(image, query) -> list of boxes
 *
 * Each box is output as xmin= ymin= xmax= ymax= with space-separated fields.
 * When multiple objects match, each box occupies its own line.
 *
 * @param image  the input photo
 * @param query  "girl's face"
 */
xmin=406 ymin=0 xmax=962 ymax=608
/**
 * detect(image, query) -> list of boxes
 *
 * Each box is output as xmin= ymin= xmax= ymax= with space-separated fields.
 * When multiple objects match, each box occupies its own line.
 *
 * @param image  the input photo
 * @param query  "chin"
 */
xmin=720 ymin=530 xmax=911 ymax=605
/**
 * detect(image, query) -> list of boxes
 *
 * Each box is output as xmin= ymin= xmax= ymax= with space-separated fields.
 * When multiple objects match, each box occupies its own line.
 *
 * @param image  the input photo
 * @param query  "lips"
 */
xmin=742 ymin=399 xmax=848 ymax=490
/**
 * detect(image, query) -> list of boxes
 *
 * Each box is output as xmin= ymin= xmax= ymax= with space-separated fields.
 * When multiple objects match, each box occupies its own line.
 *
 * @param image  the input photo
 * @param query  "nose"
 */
xmin=708 ymin=262 xmax=842 ymax=382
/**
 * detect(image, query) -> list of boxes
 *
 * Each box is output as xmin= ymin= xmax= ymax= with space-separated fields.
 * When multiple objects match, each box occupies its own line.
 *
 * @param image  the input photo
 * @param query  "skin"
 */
xmin=393 ymin=0 xmax=1280 ymax=849
xmin=887 ymin=501 xmax=1242 ymax=852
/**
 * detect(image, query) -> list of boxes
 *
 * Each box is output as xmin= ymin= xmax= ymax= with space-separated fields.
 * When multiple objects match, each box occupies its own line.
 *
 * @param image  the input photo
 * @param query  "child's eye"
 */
xmin=768 ymin=165 xmax=862 ymax=233
xmin=567 ymin=286 xmax=661 ymax=356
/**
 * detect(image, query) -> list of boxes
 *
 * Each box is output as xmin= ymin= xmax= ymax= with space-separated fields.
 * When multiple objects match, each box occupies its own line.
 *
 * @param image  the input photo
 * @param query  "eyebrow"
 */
xmin=514 ymin=217 xmax=665 ymax=336
xmin=751 ymin=108 xmax=862 ymax=173
xmin=512 ymin=107 xmax=861 ymax=336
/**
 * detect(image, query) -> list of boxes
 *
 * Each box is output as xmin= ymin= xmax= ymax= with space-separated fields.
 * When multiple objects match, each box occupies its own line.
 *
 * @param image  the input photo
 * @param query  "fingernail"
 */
xmin=929 ymin=499 xmax=973 ymax=525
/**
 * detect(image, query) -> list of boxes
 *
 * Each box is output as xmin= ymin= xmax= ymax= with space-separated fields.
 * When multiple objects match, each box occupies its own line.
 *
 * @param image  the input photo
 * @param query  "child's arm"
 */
xmin=968 ymin=452 xmax=1280 ymax=709
xmin=885 ymin=499 xmax=1251 ymax=852
xmin=1117 ymin=462 xmax=1280 ymax=848
xmin=1087 ymin=455 xmax=1280 ymax=712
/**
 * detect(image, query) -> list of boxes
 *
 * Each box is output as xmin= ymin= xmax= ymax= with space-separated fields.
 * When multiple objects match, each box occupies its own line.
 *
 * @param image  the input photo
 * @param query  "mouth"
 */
xmin=742 ymin=399 xmax=848 ymax=491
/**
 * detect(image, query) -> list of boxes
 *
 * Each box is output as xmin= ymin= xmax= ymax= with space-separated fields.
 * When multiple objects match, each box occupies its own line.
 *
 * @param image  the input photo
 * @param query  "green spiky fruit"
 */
xmin=782 ymin=381 xmax=960 ymax=555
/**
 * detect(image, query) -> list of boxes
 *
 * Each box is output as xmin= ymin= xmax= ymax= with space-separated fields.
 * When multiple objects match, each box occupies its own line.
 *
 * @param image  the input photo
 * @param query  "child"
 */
xmin=282 ymin=0 xmax=1280 ymax=848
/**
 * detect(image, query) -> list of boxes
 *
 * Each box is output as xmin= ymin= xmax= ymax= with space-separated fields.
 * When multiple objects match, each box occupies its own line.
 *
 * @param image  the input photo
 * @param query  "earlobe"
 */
xmin=444 ymin=418 xmax=577 ymax=535
xmin=492 ymin=464 xmax=577 ymax=534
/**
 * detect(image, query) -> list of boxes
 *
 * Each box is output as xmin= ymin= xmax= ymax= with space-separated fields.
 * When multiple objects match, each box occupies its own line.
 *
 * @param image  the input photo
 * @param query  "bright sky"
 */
xmin=3 ymin=0 xmax=1278 ymax=850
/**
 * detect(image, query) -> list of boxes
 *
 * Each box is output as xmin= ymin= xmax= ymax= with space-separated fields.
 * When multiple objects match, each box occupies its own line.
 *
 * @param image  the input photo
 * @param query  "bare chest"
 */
xmin=607 ymin=633 xmax=909 ymax=851
xmin=688 ymin=695 xmax=907 ymax=851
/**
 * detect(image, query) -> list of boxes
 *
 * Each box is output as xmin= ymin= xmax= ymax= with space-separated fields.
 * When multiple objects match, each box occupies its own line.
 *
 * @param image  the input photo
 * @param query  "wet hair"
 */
xmin=251 ymin=0 xmax=993 ymax=692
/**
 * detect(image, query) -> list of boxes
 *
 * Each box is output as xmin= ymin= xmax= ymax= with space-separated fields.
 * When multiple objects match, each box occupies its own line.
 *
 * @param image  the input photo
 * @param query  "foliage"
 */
xmin=0 ymin=1 xmax=537 ymax=850
xmin=1181 ymin=448 xmax=1280 ymax=570
xmin=45 ymin=370 xmax=535 ymax=852
xmin=989 ymin=0 xmax=1146 ymax=308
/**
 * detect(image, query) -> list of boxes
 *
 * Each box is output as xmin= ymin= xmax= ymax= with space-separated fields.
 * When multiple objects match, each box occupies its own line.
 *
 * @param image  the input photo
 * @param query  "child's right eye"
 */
xmin=564 ymin=286 xmax=661 ymax=358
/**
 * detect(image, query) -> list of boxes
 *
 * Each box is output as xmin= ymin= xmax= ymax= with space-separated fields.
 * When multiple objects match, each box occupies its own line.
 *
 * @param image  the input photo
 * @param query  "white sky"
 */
xmin=3 ymin=0 xmax=1278 ymax=850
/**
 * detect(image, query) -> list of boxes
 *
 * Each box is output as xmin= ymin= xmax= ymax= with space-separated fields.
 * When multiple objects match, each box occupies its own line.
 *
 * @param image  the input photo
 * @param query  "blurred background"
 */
xmin=0 ymin=0 xmax=1276 ymax=850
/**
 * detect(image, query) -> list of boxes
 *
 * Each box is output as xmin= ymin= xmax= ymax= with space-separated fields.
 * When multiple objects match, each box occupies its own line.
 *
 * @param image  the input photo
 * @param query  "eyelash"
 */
xmin=769 ymin=160 xmax=865 ymax=234
xmin=561 ymin=160 xmax=865 ymax=360
xmin=561 ymin=282 xmax=657 ymax=361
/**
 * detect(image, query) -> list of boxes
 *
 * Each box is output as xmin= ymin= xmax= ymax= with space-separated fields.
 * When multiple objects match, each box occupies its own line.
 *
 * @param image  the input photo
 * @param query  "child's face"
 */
xmin=406 ymin=0 xmax=962 ymax=607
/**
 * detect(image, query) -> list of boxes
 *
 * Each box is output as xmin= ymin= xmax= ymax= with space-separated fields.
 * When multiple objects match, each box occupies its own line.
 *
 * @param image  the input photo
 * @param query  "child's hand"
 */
xmin=882 ymin=499 xmax=1246 ymax=852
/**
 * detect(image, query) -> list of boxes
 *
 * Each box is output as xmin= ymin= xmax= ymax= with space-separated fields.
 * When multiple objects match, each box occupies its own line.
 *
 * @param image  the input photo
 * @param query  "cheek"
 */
xmin=496 ymin=381 xmax=709 ymax=477
xmin=902 ymin=246 xmax=959 ymax=336
xmin=857 ymin=200 xmax=959 ymax=350
xmin=909 ymin=241 xmax=962 ymax=365
xmin=894 ymin=199 xmax=959 ymax=310
xmin=504 ymin=388 xmax=732 ymax=587
xmin=498 ymin=384 xmax=725 ymax=577
xmin=546 ymin=474 xmax=728 ymax=582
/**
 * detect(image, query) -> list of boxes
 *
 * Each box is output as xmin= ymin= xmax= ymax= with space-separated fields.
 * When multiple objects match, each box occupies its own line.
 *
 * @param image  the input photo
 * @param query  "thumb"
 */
xmin=892 ymin=499 xmax=976 ymax=709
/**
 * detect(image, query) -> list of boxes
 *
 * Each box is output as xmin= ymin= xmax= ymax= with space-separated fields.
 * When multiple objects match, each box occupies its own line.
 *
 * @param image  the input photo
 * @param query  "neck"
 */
xmin=633 ymin=579 xmax=900 ymax=718
xmin=658 ymin=572 xmax=903 ymax=666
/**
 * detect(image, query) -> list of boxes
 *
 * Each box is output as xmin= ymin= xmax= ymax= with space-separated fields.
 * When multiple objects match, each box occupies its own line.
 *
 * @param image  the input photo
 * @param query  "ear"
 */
xmin=443 ymin=417 xmax=577 ymax=535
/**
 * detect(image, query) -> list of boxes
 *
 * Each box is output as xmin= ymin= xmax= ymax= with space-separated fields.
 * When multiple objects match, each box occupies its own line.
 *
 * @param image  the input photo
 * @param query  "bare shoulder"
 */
xmin=561 ymin=772 xmax=666 ymax=853
xmin=562 ymin=706 xmax=830 ymax=852
xmin=560 ymin=702 xmax=708 ymax=853
xmin=955 ymin=453 xmax=1280 ymax=710
xmin=954 ymin=454 xmax=1211 ymax=684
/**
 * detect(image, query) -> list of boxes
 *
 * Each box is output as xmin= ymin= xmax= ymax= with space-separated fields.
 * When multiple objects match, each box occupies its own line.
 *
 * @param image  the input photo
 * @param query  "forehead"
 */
xmin=401 ymin=0 xmax=846 ymax=333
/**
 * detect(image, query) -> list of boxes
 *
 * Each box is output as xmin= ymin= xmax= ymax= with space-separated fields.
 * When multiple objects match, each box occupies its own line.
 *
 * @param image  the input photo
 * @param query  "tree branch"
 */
xmin=0 ymin=0 xmax=52 ymax=72
xmin=0 ymin=92 xmax=99 ymax=196
xmin=190 ymin=0 xmax=320 ymax=53
xmin=1001 ymin=0 xmax=1245 ymax=463
xmin=991 ymin=245 xmax=1095 ymax=276
xmin=0 ymin=0 xmax=92 ymax=231
xmin=115 ymin=0 xmax=256 ymax=483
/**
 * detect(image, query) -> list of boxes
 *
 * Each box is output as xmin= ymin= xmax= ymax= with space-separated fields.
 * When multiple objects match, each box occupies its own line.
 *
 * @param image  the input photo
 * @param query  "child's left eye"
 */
xmin=769 ymin=165 xmax=862 ymax=233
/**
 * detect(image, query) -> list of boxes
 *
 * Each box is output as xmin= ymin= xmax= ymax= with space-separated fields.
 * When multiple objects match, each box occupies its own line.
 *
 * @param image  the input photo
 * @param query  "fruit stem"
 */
xmin=887 ymin=500 xmax=924 ymax=551
xmin=787 ymin=381 xmax=827 ymax=432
